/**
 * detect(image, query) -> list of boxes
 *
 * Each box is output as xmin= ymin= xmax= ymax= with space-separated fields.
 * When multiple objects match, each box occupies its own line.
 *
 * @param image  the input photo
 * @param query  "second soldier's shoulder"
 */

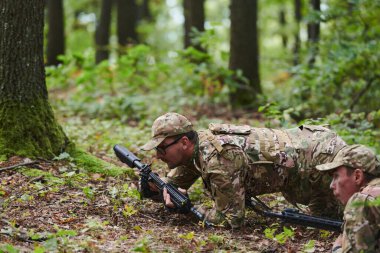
xmin=361 ymin=178 xmax=380 ymax=198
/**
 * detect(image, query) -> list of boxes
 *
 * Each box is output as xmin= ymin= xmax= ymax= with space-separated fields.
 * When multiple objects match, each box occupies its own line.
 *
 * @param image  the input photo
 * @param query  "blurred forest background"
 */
xmin=44 ymin=0 xmax=379 ymax=153
xmin=1 ymin=0 xmax=380 ymax=252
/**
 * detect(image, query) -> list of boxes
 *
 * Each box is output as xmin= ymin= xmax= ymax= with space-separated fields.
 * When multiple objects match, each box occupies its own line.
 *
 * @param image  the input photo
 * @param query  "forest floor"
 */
xmin=0 ymin=111 xmax=339 ymax=252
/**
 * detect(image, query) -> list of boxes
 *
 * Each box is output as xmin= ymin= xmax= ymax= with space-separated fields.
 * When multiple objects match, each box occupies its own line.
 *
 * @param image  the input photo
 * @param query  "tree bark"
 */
xmin=137 ymin=0 xmax=152 ymax=22
xmin=279 ymin=8 xmax=288 ymax=48
xmin=307 ymin=0 xmax=320 ymax=66
xmin=183 ymin=0 xmax=205 ymax=50
xmin=0 ymin=0 xmax=68 ymax=158
xmin=117 ymin=0 xmax=138 ymax=55
xmin=46 ymin=0 xmax=65 ymax=66
xmin=229 ymin=0 xmax=261 ymax=109
xmin=293 ymin=0 xmax=302 ymax=65
xmin=95 ymin=0 xmax=113 ymax=64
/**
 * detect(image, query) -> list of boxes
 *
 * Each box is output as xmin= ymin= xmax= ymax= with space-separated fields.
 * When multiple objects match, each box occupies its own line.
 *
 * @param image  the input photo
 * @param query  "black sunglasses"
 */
xmin=155 ymin=136 xmax=183 ymax=155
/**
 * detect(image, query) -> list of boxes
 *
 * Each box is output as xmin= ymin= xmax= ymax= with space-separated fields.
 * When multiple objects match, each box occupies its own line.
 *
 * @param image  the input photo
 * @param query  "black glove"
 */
xmin=139 ymin=175 xmax=158 ymax=199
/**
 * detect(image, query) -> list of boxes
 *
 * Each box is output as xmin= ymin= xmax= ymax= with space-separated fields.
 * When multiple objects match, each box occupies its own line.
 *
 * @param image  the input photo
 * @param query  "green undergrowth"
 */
xmin=46 ymin=44 xmax=240 ymax=123
xmin=60 ymin=117 xmax=150 ymax=156
xmin=12 ymin=149 xmax=135 ymax=183
xmin=260 ymin=103 xmax=380 ymax=153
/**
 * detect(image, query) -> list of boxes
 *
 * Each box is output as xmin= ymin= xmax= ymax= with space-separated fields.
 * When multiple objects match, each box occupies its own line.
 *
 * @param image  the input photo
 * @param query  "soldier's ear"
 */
xmin=353 ymin=169 xmax=365 ymax=186
xmin=181 ymin=136 xmax=189 ymax=150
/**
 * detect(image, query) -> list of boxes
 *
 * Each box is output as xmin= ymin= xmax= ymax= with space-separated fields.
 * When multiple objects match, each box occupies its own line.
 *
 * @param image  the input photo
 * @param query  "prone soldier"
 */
xmin=140 ymin=112 xmax=346 ymax=228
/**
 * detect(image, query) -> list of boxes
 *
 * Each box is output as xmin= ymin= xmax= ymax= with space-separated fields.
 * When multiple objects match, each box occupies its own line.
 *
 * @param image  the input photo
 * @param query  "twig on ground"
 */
xmin=140 ymin=213 xmax=164 ymax=223
xmin=0 ymin=161 xmax=38 ymax=173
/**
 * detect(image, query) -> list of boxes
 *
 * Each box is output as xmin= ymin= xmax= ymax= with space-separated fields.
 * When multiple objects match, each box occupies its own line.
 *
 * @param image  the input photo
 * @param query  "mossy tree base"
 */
xmin=0 ymin=99 xmax=68 ymax=159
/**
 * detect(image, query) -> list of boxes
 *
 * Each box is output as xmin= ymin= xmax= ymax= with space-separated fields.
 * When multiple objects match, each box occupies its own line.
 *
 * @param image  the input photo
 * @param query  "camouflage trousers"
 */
xmin=245 ymin=163 xmax=343 ymax=219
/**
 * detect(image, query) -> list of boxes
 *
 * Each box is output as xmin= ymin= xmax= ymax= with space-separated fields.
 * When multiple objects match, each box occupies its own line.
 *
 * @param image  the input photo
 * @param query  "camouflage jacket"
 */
xmin=166 ymin=124 xmax=346 ymax=228
xmin=338 ymin=178 xmax=380 ymax=253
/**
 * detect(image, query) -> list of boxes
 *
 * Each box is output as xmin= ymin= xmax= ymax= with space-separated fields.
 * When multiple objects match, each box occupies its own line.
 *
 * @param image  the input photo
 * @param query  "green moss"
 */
xmin=0 ymin=99 xmax=68 ymax=159
xmin=0 ymin=155 xmax=6 ymax=161
xmin=18 ymin=168 xmax=64 ymax=184
xmin=70 ymin=148 xmax=136 ymax=178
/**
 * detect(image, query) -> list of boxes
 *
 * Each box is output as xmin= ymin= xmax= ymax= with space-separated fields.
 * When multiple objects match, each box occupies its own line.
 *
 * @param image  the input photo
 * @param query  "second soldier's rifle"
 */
xmin=246 ymin=196 xmax=343 ymax=232
xmin=113 ymin=144 xmax=211 ymax=227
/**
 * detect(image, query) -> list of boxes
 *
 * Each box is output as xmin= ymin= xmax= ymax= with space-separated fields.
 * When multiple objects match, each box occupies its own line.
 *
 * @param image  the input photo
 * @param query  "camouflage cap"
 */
xmin=316 ymin=144 xmax=380 ymax=176
xmin=140 ymin=112 xmax=193 ymax=151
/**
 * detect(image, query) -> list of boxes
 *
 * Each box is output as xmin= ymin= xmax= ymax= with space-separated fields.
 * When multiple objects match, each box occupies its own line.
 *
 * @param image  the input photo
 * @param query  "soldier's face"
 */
xmin=156 ymin=136 xmax=186 ymax=169
xmin=330 ymin=166 xmax=360 ymax=205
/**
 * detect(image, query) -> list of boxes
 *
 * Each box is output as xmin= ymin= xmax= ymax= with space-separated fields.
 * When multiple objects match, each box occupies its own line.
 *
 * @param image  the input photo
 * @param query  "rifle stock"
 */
xmin=113 ymin=144 xmax=211 ymax=227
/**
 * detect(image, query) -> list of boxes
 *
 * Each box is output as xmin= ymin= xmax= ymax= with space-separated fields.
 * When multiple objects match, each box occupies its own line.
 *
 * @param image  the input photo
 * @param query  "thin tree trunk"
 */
xmin=95 ymin=0 xmax=113 ymax=63
xmin=117 ymin=0 xmax=138 ymax=55
xmin=229 ymin=0 xmax=261 ymax=109
xmin=279 ymin=8 xmax=288 ymax=48
xmin=183 ymin=0 xmax=205 ymax=50
xmin=138 ymin=0 xmax=152 ymax=22
xmin=307 ymin=0 xmax=320 ymax=66
xmin=293 ymin=0 xmax=302 ymax=65
xmin=0 ymin=0 xmax=68 ymax=158
xmin=46 ymin=0 xmax=65 ymax=66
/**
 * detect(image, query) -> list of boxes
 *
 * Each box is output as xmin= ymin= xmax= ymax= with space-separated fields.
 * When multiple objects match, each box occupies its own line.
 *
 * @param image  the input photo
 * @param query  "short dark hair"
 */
xmin=346 ymin=167 xmax=377 ymax=183
xmin=173 ymin=131 xmax=197 ymax=144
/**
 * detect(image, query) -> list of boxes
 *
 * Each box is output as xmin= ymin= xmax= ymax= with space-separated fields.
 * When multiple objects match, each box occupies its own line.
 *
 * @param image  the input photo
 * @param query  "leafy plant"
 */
xmin=123 ymin=204 xmax=138 ymax=217
xmin=82 ymin=186 xmax=95 ymax=200
xmin=132 ymin=237 xmax=151 ymax=253
xmin=0 ymin=244 xmax=20 ymax=253
xmin=179 ymin=231 xmax=195 ymax=241
xmin=208 ymin=234 xmax=225 ymax=244
xmin=264 ymin=226 xmax=294 ymax=244
xmin=302 ymin=240 xmax=316 ymax=253
xmin=282 ymin=0 xmax=380 ymax=118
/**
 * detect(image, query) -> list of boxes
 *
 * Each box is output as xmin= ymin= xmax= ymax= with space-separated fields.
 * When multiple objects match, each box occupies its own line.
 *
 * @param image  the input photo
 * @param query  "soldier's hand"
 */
xmin=163 ymin=187 xmax=187 ymax=208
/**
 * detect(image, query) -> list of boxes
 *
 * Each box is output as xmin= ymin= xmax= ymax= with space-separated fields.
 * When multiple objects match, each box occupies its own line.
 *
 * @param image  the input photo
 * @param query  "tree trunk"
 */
xmin=279 ymin=8 xmax=288 ymax=48
xmin=117 ymin=0 xmax=138 ymax=55
xmin=307 ymin=0 xmax=320 ymax=66
xmin=229 ymin=0 xmax=261 ymax=109
xmin=183 ymin=0 xmax=205 ymax=50
xmin=95 ymin=0 xmax=113 ymax=64
xmin=46 ymin=0 xmax=65 ymax=66
xmin=293 ymin=0 xmax=302 ymax=65
xmin=0 ymin=0 xmax=68 ymax=158
xmin=138 ymin=0 xmax=152 ymax=22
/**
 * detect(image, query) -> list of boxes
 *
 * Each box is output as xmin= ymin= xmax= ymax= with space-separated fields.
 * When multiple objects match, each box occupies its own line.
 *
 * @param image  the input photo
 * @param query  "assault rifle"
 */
xmin=113 ymin=144 xmax=211 ymax=227
xmin=246 ymin=196 xmax=342 ymax=232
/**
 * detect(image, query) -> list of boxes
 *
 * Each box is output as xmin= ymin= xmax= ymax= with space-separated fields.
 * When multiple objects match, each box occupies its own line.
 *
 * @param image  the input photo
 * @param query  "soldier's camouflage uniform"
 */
xmin=336 ymin=178 xmax=380 ymax=253
xmin=166 ymin=123 xmax=346 ymax=228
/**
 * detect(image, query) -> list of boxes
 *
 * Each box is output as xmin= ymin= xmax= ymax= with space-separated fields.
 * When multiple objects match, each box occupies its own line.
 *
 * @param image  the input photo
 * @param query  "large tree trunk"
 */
xmin=229 ymin=0 xmax=261 ymax=109
xmin=293 ymin=0 xmax=302 ymax=65
xmin=46 ymin=0 xmax=65 ymax=66
xmin=95 ymin=0 xmax=113 ymax=64
xmin=117 ymin=0 xmax=138 ymax=55
xmin=0 ymin=0 xmax=68 ymax=158
xmin=183 ymin=0 xmax=205 ymax=50
xmin=307 ymin=0 xmax=320 ymax=66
